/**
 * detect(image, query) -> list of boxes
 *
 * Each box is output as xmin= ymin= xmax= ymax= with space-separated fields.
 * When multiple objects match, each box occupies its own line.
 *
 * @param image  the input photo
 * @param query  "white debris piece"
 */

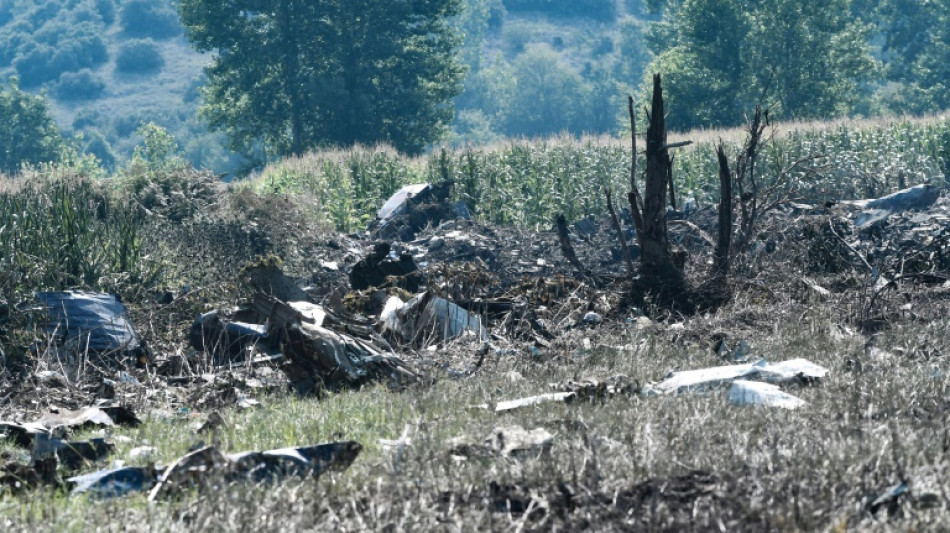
xmin=382 ymin=293 xmax=487 ymax=342
xmin=652 ymin=358 xmax=828 ymax=394
xmin=476 ymin=392 xmax=576 ymax=413
xmin=728 ymin=380 xmax=806 ymax=409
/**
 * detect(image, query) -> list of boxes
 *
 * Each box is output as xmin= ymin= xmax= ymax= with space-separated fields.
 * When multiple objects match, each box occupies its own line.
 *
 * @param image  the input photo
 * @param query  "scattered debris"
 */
xmin=0 ymin=457 xmax=58 ymax=494
xmin=147 ymin=441 xmax=362 ymax=500
xmin=448 ymin=425 xmax=554 ymax=460
xmin=0 ymin=421 xmax=51 ymax=448
xmin=226 ymin=441 xmax=363 ymax=484
xmin=477 ymin=392 xmax=576 ymax=413
xmin=189 ymin=310 xmax=271 ymax=364
xmin=69 ymin=466 xmax=158 ymax=498
xmin=32 ymin=434 xmax=113 ymax=469
xmin=485 ymin=426 xmax=554 ymax=457
xmin=369 ymin=181 xmax=467 ymax=241
xmin=349 ymin=242 xmax=423 ymax=292
xmin=280 ymin=302 xmax=422 ymax=395
xmin=383 ymin=293 xmax=487 ymax=343
xmin=551 ymin=375 xmax=638 ymax=400
xmin=128 ymin=446 xmax=157 ymax=462
xmin=728 ymin=380 xmax=806 ymax=409
xmin=647 ymin=358 xmax=829 ymax=395
xmin=34 ymin=291 xmax=144 ymax=361
xmin=854 ymin=184 xmax=941 ymax=228
xmin=1 ymin=406 xmax=140 ymax=449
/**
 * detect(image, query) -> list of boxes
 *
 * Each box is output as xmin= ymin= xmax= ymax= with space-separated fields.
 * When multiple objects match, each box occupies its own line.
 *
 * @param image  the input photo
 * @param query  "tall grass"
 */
xmin=250 ymin=115 xmax=950 ymax=231
xmin=0 ymin=172 xmax=161 ymax=298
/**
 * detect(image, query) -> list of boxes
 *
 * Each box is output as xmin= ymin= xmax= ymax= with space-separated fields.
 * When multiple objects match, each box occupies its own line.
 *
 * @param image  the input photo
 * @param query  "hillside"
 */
xmin=0 ymin=0 xmax=239 ymax=171
xmin=0 ymin=0 xmax=650 ymax=172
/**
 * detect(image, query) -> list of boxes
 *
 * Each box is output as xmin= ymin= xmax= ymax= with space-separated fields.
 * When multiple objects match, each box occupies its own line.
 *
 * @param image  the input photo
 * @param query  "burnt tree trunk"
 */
xmin=639 ymin=74 xmax=687 ymax=301
xmin=714 ymin=145 xmax=733 ymax=276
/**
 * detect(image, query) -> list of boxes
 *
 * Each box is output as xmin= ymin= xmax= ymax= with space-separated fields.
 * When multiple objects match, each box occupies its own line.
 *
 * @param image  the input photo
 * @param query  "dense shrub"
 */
xmin=120 ymin=0 xmax=181 ymax=39
xmin=82 ymin=130 xmax=117 ymax=168
xmin=115 ymin=39 xmax=164 ymax=74
xmin=54 ymin=69 xmax=106 ymax=100
xmin=72 ymin=109 xmax=105 ymax=131
xmin=502 ymin=0 xmax=617 ymax=21
xmin=0 ymin=0 xmax=13 ymax=26
xmin=12 ymin=21 xmax=108 ymax=87
xmin=94 ymin=0 xmax=116 ymax=25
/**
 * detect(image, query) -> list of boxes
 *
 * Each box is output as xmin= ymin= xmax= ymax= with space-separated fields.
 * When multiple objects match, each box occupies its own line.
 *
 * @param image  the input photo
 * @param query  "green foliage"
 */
xmin=94 ymin=0 xmax=116 ymax=25
xmin=115 ymin=39 xmax=164 ymax=74
xmin=81 ymin=130 xmax=116 ymax=169
xmin=12 ymin=21 xmax=109 ymax=87
xmin=179 ymin=0 xmax=466 ymax=161
xmin=254 ymin=115 xmax=950 ymax=231
xmin=0 ymin=173 xmax=161 ymax=297
xmin=643 ymin=0 xmax=877 ymax=130
xmin=119 ymin=0 xmax=181 ymax=39
xmin=878 ymin=0 xmax=950 ymax=112
xmin=53 ymin=68 xmax=105 ymax=101
xmin=502 ymin=0 xmax=618 ymax=21
xmin=0 ymin=78 xmax=65 ymax=174
xmin=126 ymin=122 xmax=185 ymax=177
xmin=505 ymin=45 xmax=589 ymax=137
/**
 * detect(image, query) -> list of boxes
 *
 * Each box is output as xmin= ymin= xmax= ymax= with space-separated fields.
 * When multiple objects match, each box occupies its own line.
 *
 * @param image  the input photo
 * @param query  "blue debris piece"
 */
xmin=68 ymin=466 xmax=156 ymax=498
xmin=35 ymin=292 xmax=141 ymax=353
xmin=856 ymin=185 xmax=941 ymax=227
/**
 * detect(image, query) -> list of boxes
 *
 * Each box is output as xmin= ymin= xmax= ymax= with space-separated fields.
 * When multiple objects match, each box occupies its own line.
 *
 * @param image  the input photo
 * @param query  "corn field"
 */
xmin=253 ymin=116 xmax=950 ymax=231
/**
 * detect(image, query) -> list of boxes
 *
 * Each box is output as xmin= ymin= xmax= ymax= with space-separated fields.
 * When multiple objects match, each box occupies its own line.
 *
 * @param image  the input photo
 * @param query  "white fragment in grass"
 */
xmin=476 ymin=392 xmax=576 ymax=413
xmin=128 ymin=446 xmax=157 ymax=461
xmin=728 ymin=380 xmax=806 ymax=409
xmin=651 ymin=358 xmax=828 ymax=394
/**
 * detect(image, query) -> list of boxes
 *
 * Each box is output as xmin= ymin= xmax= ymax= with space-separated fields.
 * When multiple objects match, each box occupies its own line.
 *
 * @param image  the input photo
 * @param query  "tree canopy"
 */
xmin=178 ymin=0 xmax=466 ymax=161
xmin=643 ymin=0 xmax=877 ymax=130
xmin=0 ymin=77 xmax=64 ymax=174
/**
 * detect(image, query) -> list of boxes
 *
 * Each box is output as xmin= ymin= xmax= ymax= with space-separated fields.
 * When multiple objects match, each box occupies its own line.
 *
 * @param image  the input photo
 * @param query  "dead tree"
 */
xmin=636 ymin=75 xmax=689 ymax=303
xmin=715 ymin=145 xmax=733 ymax=276
xmin=734 ymin=106 xmax=767 ymax=253
xmin=627 ymin=96 xmax=645 ymax=247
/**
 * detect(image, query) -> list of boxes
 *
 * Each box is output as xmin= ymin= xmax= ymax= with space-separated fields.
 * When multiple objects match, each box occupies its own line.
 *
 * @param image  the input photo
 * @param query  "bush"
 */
xmin=72 ymin=109 xmax=105 ymax=131
xmin=0 ymin=0 xmax=13 ymax=26
xmin=54 ymin=69 xmax=106 ymax=101
xmin=82 ymin=130 xmax=116 ymax=169
xmin=0 ymin=79 xmax=65 ymax=174
xmin=94 ymin=0 xmax=116 ymax=25
xmin=120 ymin=0 xmax=180 ymax=39
xmin=502 ymin=0 xmax=617 ymax=21
xmin=115 ymin=39 xmax=164 ymax=74
xmin=13 ymin=21 xmax=108 ymax=87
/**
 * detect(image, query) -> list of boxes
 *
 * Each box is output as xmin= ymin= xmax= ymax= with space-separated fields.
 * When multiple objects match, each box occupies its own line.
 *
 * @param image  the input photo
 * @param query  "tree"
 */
xmin=178 ymin=0 xmax=465 ymax=161
xmin=503 ymin=45 xmax=588 ymax=137
xmin=643 ymin=0 xmax=876 ymax=130
xmin=878 ymin=0 xmax=950 ymax=112
xmin=0 ymin=78 xmax=64 ymax=174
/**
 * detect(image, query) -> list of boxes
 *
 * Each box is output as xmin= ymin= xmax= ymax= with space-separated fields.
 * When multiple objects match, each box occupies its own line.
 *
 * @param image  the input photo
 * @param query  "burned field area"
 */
xmin=0 ymin=173 xmax=947 ymax=531
xmin=1 ymin=87 xmax=950 ymax=530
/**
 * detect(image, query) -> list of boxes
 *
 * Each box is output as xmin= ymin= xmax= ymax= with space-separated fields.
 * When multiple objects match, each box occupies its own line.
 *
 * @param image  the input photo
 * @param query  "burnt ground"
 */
xmin=3 ymin=185 xmax=949 ymax=428
xmin=1 ymin=185 xmax=949 ymax=530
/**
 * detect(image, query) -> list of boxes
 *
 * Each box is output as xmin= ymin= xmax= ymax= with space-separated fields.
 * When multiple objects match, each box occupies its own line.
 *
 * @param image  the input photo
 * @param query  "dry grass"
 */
xmin=3 ymin=296 xmax=949 ymax=531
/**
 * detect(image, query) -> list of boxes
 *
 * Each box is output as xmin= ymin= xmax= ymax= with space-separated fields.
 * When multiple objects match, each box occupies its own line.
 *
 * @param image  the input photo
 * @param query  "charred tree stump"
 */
xmin=555 ymin=214 xmax=588 ymax=276
xmin=605 ymin=188 xmax=636 ymax=276
xmin=638 ymin=74 xmax=689 ymax=306
xmin=715 ymin=145 xmax=733 ymax=276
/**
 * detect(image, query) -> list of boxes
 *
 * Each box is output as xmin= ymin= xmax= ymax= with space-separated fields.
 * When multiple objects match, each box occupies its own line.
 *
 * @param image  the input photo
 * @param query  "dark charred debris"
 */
xmin=1 ymin=173 xmax=947 ymax=415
